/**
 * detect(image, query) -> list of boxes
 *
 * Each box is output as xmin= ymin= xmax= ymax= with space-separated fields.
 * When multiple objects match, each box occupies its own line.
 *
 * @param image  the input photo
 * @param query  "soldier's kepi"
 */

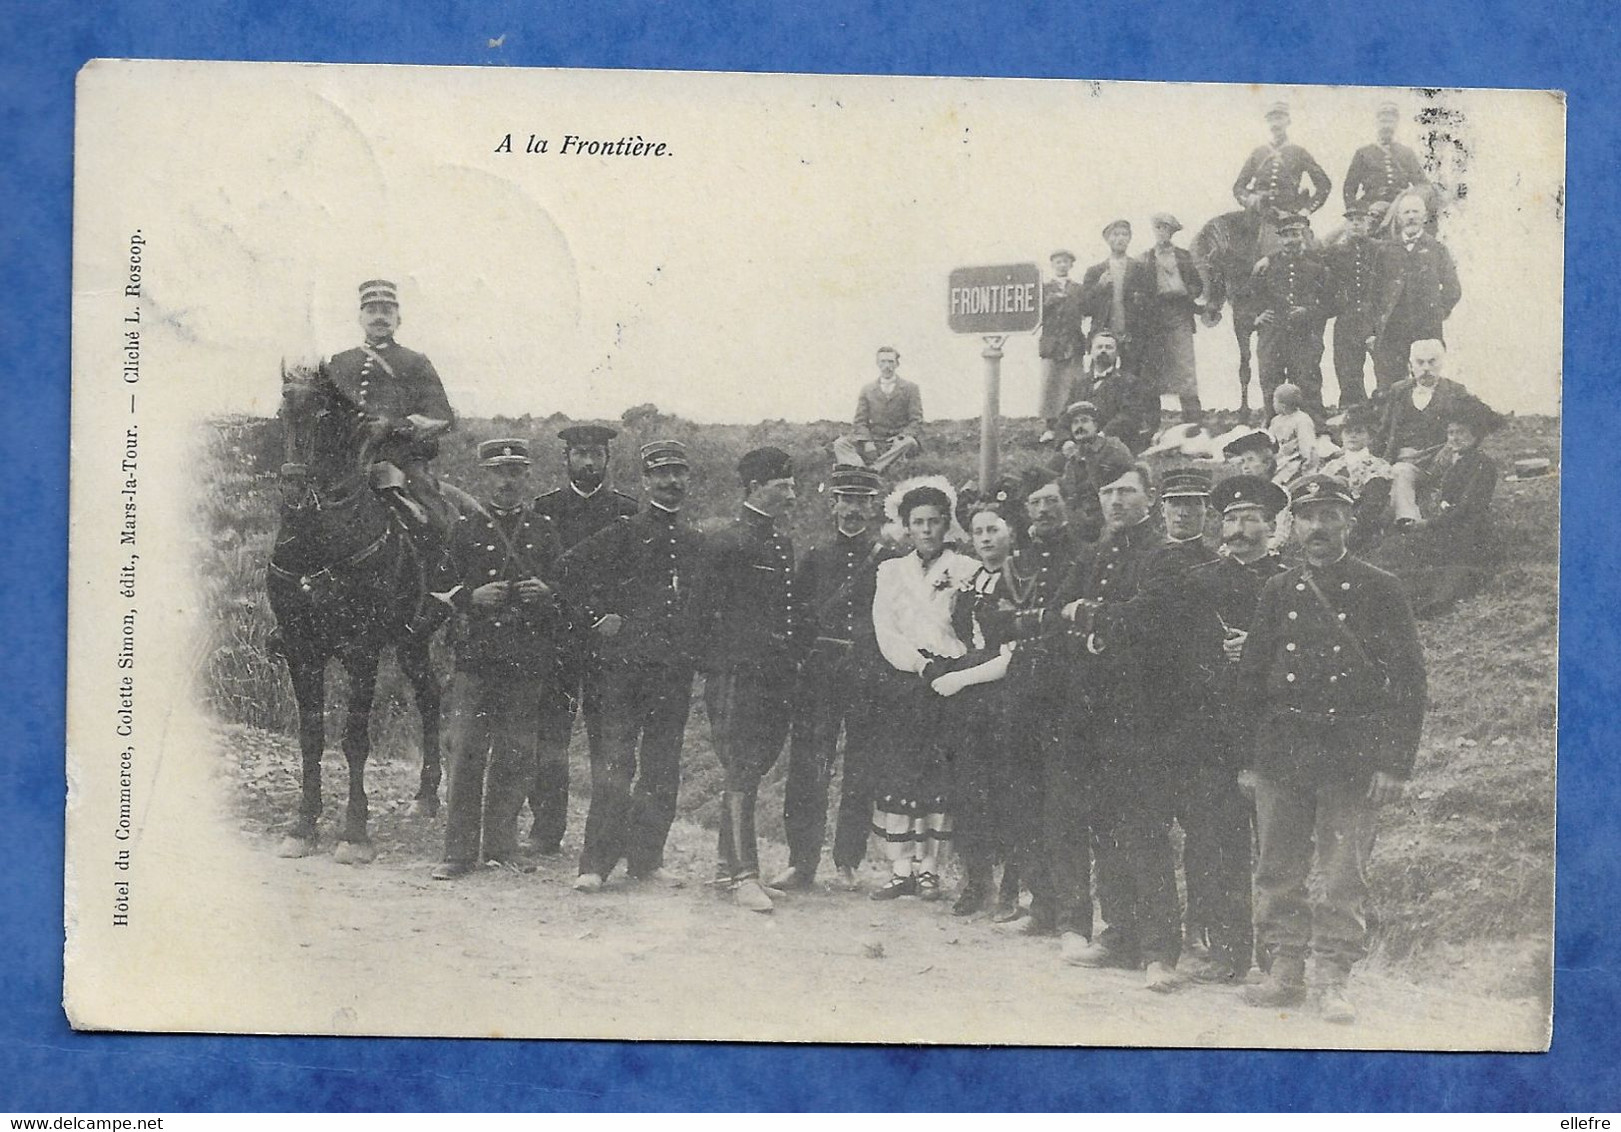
xmin=323 ymin=278 xmax=457 ymax=532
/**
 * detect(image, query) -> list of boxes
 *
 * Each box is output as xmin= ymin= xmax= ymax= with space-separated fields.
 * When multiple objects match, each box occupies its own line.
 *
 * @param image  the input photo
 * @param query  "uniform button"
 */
xmin=493 ymin=620 xmax=502 ymax=627
xmin=1286 ymin=643 xmax=1297 ymax=652
xmin=1332 ymin=645 xmax=1342 ymax=653
xmin=1296 ymin=583 xmax=1306 ymax=591
xmin=1337 ymin=613 xmax=1347 ymax=621
xmin=488 ymin=570 xmax=498 ymax=576
xmin=1329 ymin=675 xmax=1338 ymax=683
xmin=1286 ymin=673 xmax=1296 ymax=682
xmin=1341 ymin=582 xmax=1351 ymax=591
xmin=1288 ymin=611 xmax=1298 ymax=620
xmin=486 ymin=544 xmax=495 ymax=551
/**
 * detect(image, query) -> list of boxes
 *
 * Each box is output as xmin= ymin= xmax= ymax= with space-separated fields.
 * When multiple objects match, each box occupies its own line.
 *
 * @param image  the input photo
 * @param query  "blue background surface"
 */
xmin=2 ymin=0 xmax=1615 ymax=1111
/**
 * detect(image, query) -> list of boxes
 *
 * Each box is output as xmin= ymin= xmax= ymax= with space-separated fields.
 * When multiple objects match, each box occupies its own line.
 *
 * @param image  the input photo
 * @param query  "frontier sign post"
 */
xmin=948 ymin=263 xmax=1041 ymax=487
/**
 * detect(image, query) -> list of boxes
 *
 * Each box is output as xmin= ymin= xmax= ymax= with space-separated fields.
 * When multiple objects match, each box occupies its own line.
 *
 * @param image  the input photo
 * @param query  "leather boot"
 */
xmin=994 ymin=865 xmax=1022 ymax=921
xmin=716 ymin=791 xmax=741 ymax=881
xmin=1243 ymin=954 xmax=1307 ymax=1008
xmin=953 ymin=858 xmax=993 ymax=916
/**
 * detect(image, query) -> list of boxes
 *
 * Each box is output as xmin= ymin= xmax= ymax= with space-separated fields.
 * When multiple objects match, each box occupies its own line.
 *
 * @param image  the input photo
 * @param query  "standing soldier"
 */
xmin=1233 ymin=102 xmax=1333 ymax=255
xmin=1173 ymin=474 xmax=1291 ymax=982
xmin=775 ymin=464 xmax=890 ymax=893
xmin=431 ymin=439 xmax=563 ymax=880
xmin=1254 ymin=213 xmax=1331 ymax=417
xmin=694 ymin=447 xmax=804 ymax=913
xmin=1038 ymin=249 xmax=1089 ymax=444
xmin=323 ymin=278 xmax=456 ymax=530
xmin=1342 ymin=101 xmax=1430 ymax=215
xmin=560 ymin=440 xmax=704 ymax=892
xmin=1371 ymin=191 xmax=1463 ymax=392
xmin=525 ymin=424 xmax=640 ymax=855
xmin=1237 ymin=474 xmax=1427 ymax=1023
xmin=1323 ymin=203 xmax=1392 ymax=408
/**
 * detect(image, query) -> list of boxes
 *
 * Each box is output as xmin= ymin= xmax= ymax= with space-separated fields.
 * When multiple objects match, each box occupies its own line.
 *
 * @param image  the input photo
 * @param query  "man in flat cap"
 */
xmin=323 ymin=278 xmax=457 ymax=531
xmin=559 ymin=440 xmax=705 ymax=892
xmin=524 ymin=424 xmax=641 ymax=855
xmin=1082 ymin=221 xmax=1155 ymax=363
xmin=1233 ymin=102 xmax=1333 ymax=255
xmin=1166 ymin=474 xmax=1291 ymax=981
xmin=1139 ymin=214 xmax=1208 ymax=424
xmin=431 ymin=438 xmax=564 ymax=880
xmin=1254 ymin=213 xmax=1330 ymax=417
xmin=1039 ymin=250 xmax=1089 ymax=443
xmin=1051 ymin=399 xmax=1133 ymax=543
xmin=1323 ymin=203 xmax=1395 ymax=407
xmin=692 ymin=447 xmax=804 ymax=912
xmin=835 ymin=346 xmax=924 ymax=473
xmin=778 ymin=464 xmax=894 ymax=893
xmin=1343 ymin=102 xmax=1430 ymax=215
xmin=1371 ymin=191 xmax=1462 ymax=393
xmin=1236 ymin=473 xmax=1427 ymax=1022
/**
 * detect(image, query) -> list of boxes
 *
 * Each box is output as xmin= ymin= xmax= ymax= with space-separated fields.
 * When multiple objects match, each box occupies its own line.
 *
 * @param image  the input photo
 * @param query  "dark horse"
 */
xmin=268 ymin=359 xmax=463 ymax=862
xmin=1192 ymin=209 xmax=1268 ymax=420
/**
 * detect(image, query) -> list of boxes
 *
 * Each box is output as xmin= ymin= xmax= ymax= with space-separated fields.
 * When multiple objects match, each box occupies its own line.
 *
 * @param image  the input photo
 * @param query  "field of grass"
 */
xmin=194 ymin=408 xmax=1559 ymax=1000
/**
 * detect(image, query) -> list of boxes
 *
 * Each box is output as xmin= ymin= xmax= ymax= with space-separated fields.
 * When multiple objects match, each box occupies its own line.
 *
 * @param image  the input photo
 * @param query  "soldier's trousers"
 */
xmin=1257 ymin=320 xmax=1325 ymax=416
xmin=1331 ymin=317 xmax=1376 ymax=407
xmin=705 ymin=667 xmax=795 ymax=881
xmin=1091 ymin=747 xmax=1181 ymax=967
xmin=1169 ymin=756 xmax=1255 ymax=974
xmin=578 ymin=659 xmax=694 ymax=879
xmin=783 ymin=645 xmax=875 ymax=875
xmin=442 ymin=670 xmax=542 ymax=865
xmin=527 ymin=642 xmax=602 ymax=849
xmin=1034 ymin=738 xmax=1094 ymax=938
xmin=1252 ymin=773 xmax=1379 ymax=980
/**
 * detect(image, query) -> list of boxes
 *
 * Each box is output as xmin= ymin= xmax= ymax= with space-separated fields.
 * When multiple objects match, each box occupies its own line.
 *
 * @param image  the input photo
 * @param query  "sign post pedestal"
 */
xmin=948 ymin=262 xmax=1041 ymax=491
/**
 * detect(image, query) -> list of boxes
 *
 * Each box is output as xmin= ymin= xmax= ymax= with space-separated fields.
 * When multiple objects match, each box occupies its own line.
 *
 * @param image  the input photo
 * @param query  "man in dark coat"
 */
xmin=1050 ymin=399 xmax=1134 ymax=543
xmin=1233 ymin=101 xmax=1333 ymax=256
xmin=775 ymin=464 xmax=892 ymax=893
xmin=1343 ymin=101 xmax=1431 ymax=214
xmin=1323 ymin=204 xmax=1393 ymax=407
xmin=559 ymin=440 xmax=705 ymax=892
xmin=431 ymin=438 xmax=564 ymax=879
xmin=1168 ymin=474 xmax=1291 ymax=981
xmin=1237 ymin=474 xmax=1427 ymax=1023
xmin=524 ymin=424 xmax=641 ymax=854
xmin=834 ymin=347 xmax=924 ymax=472
xmin=1081 ymin=221 xmax=1156 ymax=365
xmin=1371 ymin=192 xmax=1462 ymax=390
xmin=1138 ymin=213 xmax=1207 ymax=422
xmin=1038 ymin=249 xmax=1089 ymax=442
xmin=1077 ymin=329 xmax=1160 ymax=453
xmin=323 ymin=279 xmax=456 ymax=530
xmin=1377 ymin=339 xmax=1472 ymax=463
xmin=1254 ymin=213 xmax=1331 ymax=417
xmin=693 ymin=447 xmax=806 ymax=913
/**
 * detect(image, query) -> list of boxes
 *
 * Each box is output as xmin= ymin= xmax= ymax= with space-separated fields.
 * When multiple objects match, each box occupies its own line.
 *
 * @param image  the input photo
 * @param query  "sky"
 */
xmin=79 ymin=63 xmax=1565 ymax=422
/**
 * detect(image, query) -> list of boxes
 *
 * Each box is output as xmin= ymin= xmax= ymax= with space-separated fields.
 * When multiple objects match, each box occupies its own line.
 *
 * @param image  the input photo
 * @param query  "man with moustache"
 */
xmin=693 ymin=447 xmax=805 ymax=914
xmin=524 ymin=424 xmax=641 ymax=854
xmin=1371 ymin=191 xmax=1462 ymax=392
xmin=560 ymin=440 xmax=704 ymax=893
xmin=1077 ymin=330 xmax=1159 ymax=454
xmin=1170 ymin=475 xmax=1291 ymax=982
xmin=1254 ymin=213 xmax=1331 ymax=417
xmin=1343 ymin=101 xmax=1430 ymax=214
xmin=775 ymin=464 xmax=892 ymax=893
xmin=1377 ymin=339 xmax=1473 ymax=465
xmin=1038 ymin=249 xmax=1089 ymax=444
xmin=1052 ymin=460 xmax=1183 ymax=992
xmin=1323 ymin=203 xmax=1393 ymax=408
xmin=1233 ymin=102 xmax=1333 ymax=256
xmin=1050 ymin=399 xmax=1133 ymax=543
xmin=324 ymin=279 xmax=456 ymax=531
xmin=1237 ymin=474 xmax=1426 ymax=1023
xmin=431 ymin=439 xmax=563 ymax=880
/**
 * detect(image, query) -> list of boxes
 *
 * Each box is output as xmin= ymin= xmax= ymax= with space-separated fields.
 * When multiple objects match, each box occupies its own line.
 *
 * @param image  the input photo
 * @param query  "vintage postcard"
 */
xmin=65 ymin=61 xmax=1562 ymax=1048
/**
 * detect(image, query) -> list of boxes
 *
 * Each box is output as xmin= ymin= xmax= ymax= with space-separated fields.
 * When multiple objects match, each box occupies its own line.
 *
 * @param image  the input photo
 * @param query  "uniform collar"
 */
xmin=648 ymin=501 xmax=682 ymax=520
xmin=488 ymin=502 xmax=525 ymax=521
xmin=570 ymin=480 xmax=604 ymax=500
xmin=836 ymin=526 xmax=871 ymax=544
xmin=364 ymin=336 xmax=396 ymax=349
xmin=742 ymin=503 xmax=776 ymax=532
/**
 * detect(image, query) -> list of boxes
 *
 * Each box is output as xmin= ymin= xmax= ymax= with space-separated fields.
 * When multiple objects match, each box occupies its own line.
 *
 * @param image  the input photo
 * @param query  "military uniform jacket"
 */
xmin=1054 ymin=518 xmax=1164 ymax=726
xmin=1232 ymin=142 xmax=1333 ymax=215
xmin=324 ymin=339 xmax=454 ymax=462
xmin=1256 ymin=248 xmax=1330 ymax=327
xmin=1039 ymin=278 xmax=1087 ymax=360
xmin=1377 ymin=232 xmax=1462 ymax=337
xmin=1050 ymin=434 xmax=1135 ymax=540
xmin=532 ymin=483 xmax=641 ymax=554
xmin=996 ymin=525 xmax=1086 ymax=685
xmin=1324 ymin=235 xmax=1394 ymax=327
xmin=797 ymin=528 xmax=892 ymax=651
xmin=1237 ymin=554 xmax=1426 ymax=785
xmin=692 ymin=507 xmax=804 ymax=677
xmin=1342 ymin=140 xmax=1427 ymax=207
xmin=558 ymin=504 xmax=705 ymax=668
xmin=1120 ymin=537 xmax=1221 ymax=731
xmin=1177 ymin=551 xmax=1289 ymax=753
xmin=439 ymin=504 xmax=564 ymax=675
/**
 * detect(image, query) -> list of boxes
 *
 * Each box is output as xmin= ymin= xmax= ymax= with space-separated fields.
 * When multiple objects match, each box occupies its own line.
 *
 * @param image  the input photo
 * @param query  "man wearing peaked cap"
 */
xmin=1323 ymin=199 xmax=1395 ymax=407
xmin=430 ymin=436 xmax=564 ymax=880
xmin=1235 ymin=462 xmax=1426 ymax=1022
xmin=691 ymin=447 xmax=804 ymax=912
xmin=1343 ymin=100 xmax=1429 ymax=214
xmin=323 ymin=278 xmax=457 ymax=532
xmin=556 ymin=436 xmax=704 ymax=892
xmin=1254 ymin=214 xmax=1331 ymax=417
xmin=1039 ymin=248 xmax=1089 ymax=443
xmin=1211 ymin=472 xmax=1290 ymax=519
xmin=1233 ymin=100 xmax=1332 ymax=252
xmin=526 ymin=423 xmax=640 ymax=855
xmin=1051 ymin=398 xmax=1133 ymax=542
xmin=779 ymin=462 xmax=897 ymax=894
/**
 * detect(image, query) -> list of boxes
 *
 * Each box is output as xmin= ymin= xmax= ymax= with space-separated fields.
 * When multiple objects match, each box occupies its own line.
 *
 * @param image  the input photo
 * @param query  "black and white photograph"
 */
xmin=65 ymin=61 xmax=1562 ymax=1049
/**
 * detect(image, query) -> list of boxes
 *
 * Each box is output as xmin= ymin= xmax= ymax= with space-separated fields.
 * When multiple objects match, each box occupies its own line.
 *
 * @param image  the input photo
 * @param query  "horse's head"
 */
xmin=279 ymin=357 xmax=375 ymax=510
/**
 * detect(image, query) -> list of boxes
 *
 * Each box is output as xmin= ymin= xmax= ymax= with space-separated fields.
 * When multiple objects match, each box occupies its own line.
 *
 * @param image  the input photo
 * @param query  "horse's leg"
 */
xmin=1234 ymin=312 xmax=1256 ymax=421
xmin=333 ymin=649 xmax=380 ymax=864
xmin=398 ymin=635 xmax=443 ymax=817
xmin=277 ymin=653 xmax=326 ymax=857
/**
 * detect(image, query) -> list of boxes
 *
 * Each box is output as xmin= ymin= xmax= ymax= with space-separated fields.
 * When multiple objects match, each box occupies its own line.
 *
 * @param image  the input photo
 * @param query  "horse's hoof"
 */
xmin=277 ymin=835 xmax=317 ymax=858
xmin=406 ymin=795 xmax=440 ymax=819
xmin=333 ymin=840 xmax=377 ymax=865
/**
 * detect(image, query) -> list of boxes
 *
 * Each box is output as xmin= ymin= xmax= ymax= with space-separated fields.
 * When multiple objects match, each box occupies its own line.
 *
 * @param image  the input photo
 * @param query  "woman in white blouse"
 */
xmin=868 ymin=478 xmax=1009 ymax=901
